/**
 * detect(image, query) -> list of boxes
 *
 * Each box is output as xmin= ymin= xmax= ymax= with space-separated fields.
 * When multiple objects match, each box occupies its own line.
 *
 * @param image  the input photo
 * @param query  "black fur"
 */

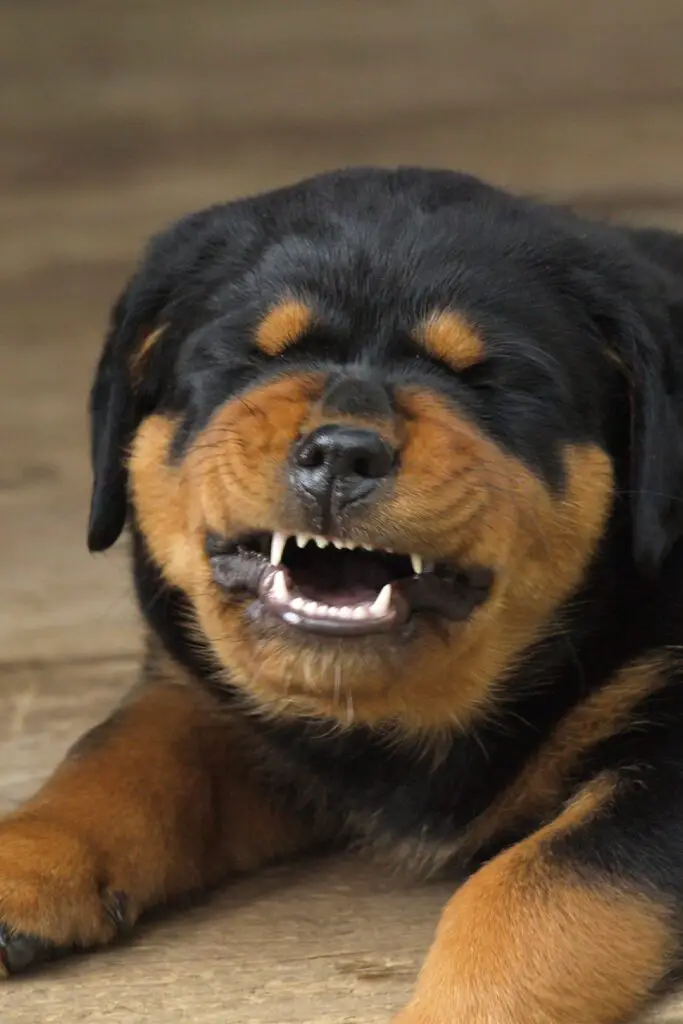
xmin=91 ymin=168 xmax=683 ymax=1001
xmin=89 ymin=167 xmax=683 ymax=568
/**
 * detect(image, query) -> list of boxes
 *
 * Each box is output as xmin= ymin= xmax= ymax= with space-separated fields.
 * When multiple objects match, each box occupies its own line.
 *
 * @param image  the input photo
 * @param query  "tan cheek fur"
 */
xmin=129 ymin=382 xmax=614 ymax=730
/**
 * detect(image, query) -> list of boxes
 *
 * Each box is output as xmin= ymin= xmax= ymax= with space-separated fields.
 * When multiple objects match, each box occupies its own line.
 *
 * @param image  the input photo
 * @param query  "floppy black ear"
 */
xmin=87 ymin=204 xmax=234 ymax=551
xmin=87 ymin=291 xmax=142 ymax=552
xmin=606 ymin=299 xmax=683 ymax=575
xmin=88 ymin=268 xmax=172 ymax=553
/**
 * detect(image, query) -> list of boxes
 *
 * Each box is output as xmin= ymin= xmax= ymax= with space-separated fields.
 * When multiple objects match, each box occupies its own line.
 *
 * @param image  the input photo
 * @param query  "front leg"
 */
xmin=0 ymin=662 xmax=315 ymax=976
xmin=395 ymin=773 xmax=680 ymax=1024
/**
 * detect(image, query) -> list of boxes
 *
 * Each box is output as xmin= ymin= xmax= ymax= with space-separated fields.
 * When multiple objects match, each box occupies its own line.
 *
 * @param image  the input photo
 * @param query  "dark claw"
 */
xmin=105 ymin=890 xmax=130 ymax=931
xmin=0 ymin=890 xmax=130 ymax=976
xmin=0 ymin=924 xmax=56 ymax=975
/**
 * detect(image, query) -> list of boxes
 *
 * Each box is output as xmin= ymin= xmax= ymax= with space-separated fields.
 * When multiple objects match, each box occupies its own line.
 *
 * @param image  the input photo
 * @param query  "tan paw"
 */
xmin=0 ymin=813 xmax=132 ymax=976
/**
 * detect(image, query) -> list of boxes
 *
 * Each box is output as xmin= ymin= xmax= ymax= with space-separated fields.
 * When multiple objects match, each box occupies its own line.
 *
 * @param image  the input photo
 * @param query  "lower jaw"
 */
xmin=242 ymin=593 xmax=413 ymax=638
xmin=253 ymin=567 xmax=411 ymax=637
xmin=210 ymin=554 xmax=493 ymax=640
xmin=247 ymin=596 xmax=410 ymax=637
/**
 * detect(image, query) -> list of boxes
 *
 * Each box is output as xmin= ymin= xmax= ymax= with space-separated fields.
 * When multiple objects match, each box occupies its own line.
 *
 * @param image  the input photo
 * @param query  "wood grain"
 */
xmin=3 ymin=2 xmax=683 ymax=1019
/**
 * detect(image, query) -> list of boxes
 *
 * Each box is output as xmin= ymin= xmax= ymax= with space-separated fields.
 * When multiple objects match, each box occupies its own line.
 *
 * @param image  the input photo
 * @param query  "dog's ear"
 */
xmin=87 ymin=281 xmax=166 ymax=553
xmin=604 ymin=296 xmax=683 ymax=575
xmin=87 ymin=205 xmax=234 ymax=551
xmin=566 ymin=233 xmax=683 ymax=575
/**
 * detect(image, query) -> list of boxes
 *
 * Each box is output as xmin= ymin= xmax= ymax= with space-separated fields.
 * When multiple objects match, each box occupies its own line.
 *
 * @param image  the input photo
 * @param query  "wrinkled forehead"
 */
xmin=156 ymin=198 xmax=613 ymax=462
xmin=228 ymin=218 xmax=507 ymax=326
xmin=204 ymin=205 xmax=598 ymax=370
xmin=179 ymin=245 xmax=581 ymax=407
xmin=174 ymin=293 xmax=488 ymax=441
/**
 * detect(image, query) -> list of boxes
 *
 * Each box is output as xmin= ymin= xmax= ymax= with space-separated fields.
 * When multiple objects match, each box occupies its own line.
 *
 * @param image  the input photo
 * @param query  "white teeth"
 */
xmin=271 ymin=569 xmax=289 ymax=603
xmin=266 ymin=534 xmax=424 ymax=625
xmin=271 ymin=534 xmax=428 ymax=572
xmin=370 ymin=583 xmax=393 ymax=618
xmin=270 ymin=532 xmax=286 ymax=566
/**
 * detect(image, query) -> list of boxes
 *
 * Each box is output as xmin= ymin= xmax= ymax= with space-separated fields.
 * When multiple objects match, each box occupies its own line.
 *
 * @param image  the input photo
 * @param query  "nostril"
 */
xmin=291 ymin=424 xmax=397 ymax=511
xmin=352 ymin=449 xmax=394 ymax=479
xmin=353 ymin=456 xmax=373 ymax=478
xmin=295 ymin=441 xmax=326 ymax=469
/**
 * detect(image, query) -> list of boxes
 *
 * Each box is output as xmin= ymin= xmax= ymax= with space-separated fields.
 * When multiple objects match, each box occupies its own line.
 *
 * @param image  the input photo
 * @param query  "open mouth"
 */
xmin=208 ymin=531 xmax=493 ymax=637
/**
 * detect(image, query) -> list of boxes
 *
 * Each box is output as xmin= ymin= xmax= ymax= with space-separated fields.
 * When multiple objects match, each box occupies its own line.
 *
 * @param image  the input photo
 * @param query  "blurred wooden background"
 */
xmin=2 ymin=3 xmax=683 ymax=1020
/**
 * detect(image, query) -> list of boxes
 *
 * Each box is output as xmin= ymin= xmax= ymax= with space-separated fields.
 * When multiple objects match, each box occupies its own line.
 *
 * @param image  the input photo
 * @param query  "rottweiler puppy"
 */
xmin=3 ymin=167 xmax=683 ymax=1022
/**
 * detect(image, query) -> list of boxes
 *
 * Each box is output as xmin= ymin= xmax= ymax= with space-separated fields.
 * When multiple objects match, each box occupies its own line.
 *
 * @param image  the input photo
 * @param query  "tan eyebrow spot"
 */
xmin=415 ymin=310 xmax=485 ymax=371
xmin=255 ymin=300 xmax=313 ymax=356
xmin=129 ymin=325 xmax=168 ymax=383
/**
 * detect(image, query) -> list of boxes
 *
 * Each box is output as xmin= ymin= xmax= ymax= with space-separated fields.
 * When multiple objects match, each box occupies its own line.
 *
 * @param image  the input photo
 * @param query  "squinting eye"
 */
xmin=458 ymin=359 xmax=498 ymax=390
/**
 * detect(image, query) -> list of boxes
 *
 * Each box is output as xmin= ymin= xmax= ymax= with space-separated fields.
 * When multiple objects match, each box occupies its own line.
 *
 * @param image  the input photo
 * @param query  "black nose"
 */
xmin=291 ymin=424 xmax=396 ymax=516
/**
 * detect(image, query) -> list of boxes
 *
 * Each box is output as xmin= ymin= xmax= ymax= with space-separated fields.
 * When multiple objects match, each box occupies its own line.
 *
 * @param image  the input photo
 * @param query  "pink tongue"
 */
xmin=296 ymin=585 xmax=378 ymax=607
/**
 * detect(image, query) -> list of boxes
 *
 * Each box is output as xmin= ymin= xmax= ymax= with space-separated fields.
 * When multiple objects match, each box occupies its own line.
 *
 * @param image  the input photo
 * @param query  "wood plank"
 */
xmin=0 ymin=659 xmax=445 ymax=1024
xmin=4 ymin=3 xmax=683 ymax=1019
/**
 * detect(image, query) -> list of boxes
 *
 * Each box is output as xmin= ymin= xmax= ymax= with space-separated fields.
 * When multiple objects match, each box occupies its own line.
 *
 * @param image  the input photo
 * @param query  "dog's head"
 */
xmin=88 ymin=168 xmax=683 ymax=728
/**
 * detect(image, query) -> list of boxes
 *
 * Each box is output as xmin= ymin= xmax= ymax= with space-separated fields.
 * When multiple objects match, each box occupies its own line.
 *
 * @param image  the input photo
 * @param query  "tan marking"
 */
xmin=455 ymin=655 xmax=669 ymax=859
xmin=129 ymin=324 xmax=167 ymax=382
xmin=415 ymin=310 xmax=485 ymax=371
xmin=255 ymin=300 xmax=313 ymax=356
xmin=129 ymin=380 xmax=614 ymax=731
xmin=128 ymin=373 xmax=326 ymax=594
xmin=396 ymin=776 xmax=673 ymax=1024
xmin=127 ymin=413 xmax=194 ymax=591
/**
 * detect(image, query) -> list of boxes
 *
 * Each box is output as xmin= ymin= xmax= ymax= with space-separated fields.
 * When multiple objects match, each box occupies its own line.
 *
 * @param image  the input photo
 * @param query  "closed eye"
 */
xmin=457 ymin=358 xmax=499 ymax=390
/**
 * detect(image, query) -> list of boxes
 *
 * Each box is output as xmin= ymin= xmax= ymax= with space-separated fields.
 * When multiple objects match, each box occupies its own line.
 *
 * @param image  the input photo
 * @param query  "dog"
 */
xmin=3 ymin=166 xmax=683 ymax=1022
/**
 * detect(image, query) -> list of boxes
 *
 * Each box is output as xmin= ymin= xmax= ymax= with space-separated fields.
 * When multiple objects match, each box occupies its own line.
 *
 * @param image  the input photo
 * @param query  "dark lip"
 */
xmin=207 ymin=533 xmax=493 ymax=638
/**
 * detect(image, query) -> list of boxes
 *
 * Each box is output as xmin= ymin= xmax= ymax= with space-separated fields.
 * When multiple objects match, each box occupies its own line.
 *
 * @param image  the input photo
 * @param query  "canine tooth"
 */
xmin=370 ymin=583 xmax=393 ymax=617
xmin=411 ymin=554 xmax=423 ymax=575
xmin=296 ymin=533 xmax=309 ymax=548
xmin=270 ymin=532 xmax=287 ymax=566
xmin=314 ymin=536 xmax=328 ymax=549
xmin=271 ymin=570 xmax=289 ymax=603
xmin=290 ymin=597 xmax=305 ymax=611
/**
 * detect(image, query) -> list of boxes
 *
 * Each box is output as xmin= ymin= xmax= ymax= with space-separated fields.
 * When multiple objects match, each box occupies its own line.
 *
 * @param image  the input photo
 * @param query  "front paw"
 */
xmin=0 ymin=813 xmax=132 ymax=976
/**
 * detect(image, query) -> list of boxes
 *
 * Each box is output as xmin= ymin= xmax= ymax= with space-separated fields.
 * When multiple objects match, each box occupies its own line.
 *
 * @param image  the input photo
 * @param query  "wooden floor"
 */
xmin=3 ymin=2 xmax=683 ymax=1020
